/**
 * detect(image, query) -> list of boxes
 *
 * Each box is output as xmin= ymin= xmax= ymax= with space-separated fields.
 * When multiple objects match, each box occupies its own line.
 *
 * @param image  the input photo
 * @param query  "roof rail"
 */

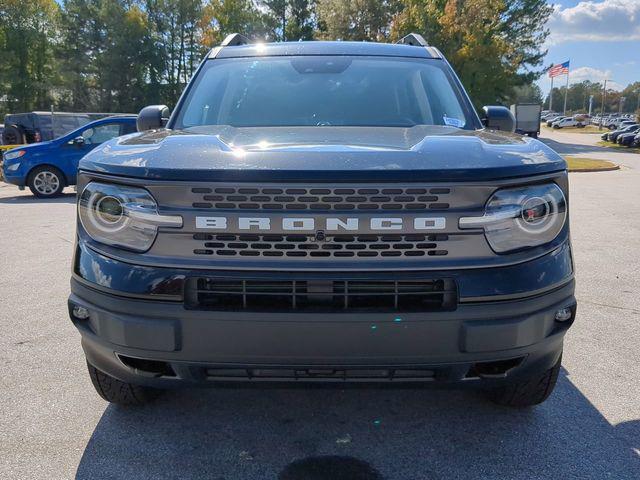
xmin=221 ymin=33 xmax=250 ymax=47
xmin=396 ymin=33 xmax=428 ymax=47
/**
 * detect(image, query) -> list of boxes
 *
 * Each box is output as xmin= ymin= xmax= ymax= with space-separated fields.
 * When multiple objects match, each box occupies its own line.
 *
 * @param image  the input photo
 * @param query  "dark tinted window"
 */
xmin=175 ymin=56 xmax=473 ymax=129
xmin=52 ymin=115 xmax=91 ymax=138
xmin=121 ymin=122 xmax=138 ymax=135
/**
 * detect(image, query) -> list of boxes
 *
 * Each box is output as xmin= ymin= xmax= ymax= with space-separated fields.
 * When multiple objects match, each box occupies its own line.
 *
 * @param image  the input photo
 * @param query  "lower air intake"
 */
xmin=185 ymin=278 xmax=457 ymax=312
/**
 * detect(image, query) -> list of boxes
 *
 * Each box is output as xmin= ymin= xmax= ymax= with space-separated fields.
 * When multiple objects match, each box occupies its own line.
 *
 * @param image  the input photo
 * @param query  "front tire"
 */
xmin=87 ymin=362 xmax=162 ymax=405
xmin=27 ymin=165 xmax=65 ymax=198
xmin=486 ymin=354 xmax=562 ymax=407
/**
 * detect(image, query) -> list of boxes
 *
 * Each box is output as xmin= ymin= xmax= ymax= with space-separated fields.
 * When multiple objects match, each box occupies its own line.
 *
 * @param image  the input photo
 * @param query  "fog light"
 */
xmin=72 ymin=305 xmax=90 ymax=320
xmin=554 ymin=307 xmax=573 ymax=322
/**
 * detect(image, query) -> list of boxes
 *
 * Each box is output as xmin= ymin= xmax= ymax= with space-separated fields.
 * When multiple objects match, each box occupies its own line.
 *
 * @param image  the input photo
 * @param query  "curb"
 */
xmin=568 ymin=164 xmax=620 ymax=173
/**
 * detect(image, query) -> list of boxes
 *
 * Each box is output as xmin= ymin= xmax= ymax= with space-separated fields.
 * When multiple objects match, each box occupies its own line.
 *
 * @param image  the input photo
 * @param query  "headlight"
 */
xmin=459 ymin=183 xmax=567 ymax=253
xmin=4 ymin=150 xmax=26 ymax=161
xmin=79 ymin=182 xmax=182 ymax=252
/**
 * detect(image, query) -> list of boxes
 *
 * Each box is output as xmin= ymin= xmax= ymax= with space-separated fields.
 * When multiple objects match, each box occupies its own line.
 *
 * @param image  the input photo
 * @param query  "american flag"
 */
xmin=548 ymin=61 xmax=570 ymax=78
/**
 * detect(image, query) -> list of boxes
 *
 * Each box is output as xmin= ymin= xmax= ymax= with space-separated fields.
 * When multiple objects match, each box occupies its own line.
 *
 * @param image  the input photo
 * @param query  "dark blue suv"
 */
xmin=2 ymin=116 xmax=137 ymax=197
xmin=68 ymin=34 xmax=576 ymax=408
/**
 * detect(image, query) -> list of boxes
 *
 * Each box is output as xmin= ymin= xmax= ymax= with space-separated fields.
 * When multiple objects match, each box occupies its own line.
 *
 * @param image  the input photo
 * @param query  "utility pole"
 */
xmin=599 ymin=79 xmax=607 ymax=130
xmin=50 ymin=105 xmax=55 ymax=138
xmin=588 ymin=95 xmax=593 ymax=117
xmin=563 ymin=68 xmax=570 ymax=115
xmin=619 ymin=97 xmax=625 ymax=114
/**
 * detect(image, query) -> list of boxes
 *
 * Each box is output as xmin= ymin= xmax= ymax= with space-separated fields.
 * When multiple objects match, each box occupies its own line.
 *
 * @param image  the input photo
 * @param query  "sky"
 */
xmin=538 ymin=0 xmax=640 ymax=95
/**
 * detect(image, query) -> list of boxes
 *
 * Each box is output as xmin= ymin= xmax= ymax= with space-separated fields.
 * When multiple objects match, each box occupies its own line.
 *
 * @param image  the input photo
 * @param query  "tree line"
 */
xmin=1 ymin=0 xmax=562 ymax=117
xmin=545 ymin=81 xmax=640 ymax=116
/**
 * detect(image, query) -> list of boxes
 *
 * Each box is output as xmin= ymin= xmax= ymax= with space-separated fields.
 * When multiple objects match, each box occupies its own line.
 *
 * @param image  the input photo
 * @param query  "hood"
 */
xmin=5 ymin=140 xmax=52 ymax=153
xmin=79 ymin=125 xmax=566 ymax=182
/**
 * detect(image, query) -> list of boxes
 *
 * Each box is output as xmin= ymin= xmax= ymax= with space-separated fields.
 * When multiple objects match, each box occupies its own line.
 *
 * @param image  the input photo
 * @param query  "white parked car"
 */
xmin=552 ymin=117 xmax=586 ymax=129
xmin=604 ymin=116 xmax=625 ymax=130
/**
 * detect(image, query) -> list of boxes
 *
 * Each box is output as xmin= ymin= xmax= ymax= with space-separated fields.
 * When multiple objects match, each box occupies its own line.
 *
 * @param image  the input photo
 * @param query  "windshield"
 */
xmin=174 ymin=56 xmax=476 ymax=129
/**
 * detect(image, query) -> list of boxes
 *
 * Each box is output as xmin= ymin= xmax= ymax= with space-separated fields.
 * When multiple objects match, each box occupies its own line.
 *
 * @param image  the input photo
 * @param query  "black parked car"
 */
xmin=604 ymin=123 xmax=639 ymax=142
xmin=617 ymin=129 xmax=640 ymax=146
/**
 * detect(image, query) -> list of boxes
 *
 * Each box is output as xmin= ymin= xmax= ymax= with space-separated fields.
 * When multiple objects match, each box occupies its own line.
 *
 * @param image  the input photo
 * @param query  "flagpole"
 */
xmin=549 ymin=76 xmax=554 ymax=112
xmin=563 ymin=61 xmax=570 ymax=115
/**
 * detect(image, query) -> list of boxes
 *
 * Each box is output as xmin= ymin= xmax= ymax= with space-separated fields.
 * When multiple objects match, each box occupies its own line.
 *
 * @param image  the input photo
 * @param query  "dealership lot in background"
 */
xmin=1 ymin=132 xmax=638 ymax=479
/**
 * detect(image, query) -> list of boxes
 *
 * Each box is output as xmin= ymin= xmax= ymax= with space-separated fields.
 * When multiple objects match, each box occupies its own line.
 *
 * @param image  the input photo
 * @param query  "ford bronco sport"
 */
xmin=68 ymin=34 xmax=576 ymax=407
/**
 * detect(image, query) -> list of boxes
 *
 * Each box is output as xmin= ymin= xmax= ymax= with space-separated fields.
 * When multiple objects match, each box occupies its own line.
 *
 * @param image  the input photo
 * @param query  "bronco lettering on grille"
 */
xmin=195 ymin=216 xmax=446 ymax=231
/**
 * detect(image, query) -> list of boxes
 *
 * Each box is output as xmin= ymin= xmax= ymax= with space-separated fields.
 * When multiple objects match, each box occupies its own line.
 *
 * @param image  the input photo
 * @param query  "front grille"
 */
xmin=147 ymin=181 xmax=495 ymax=264
xmin=192 ymin=233 xmax=450 ymax=258
xmin=185 ymin=278 xmax=457 ymax=312
xmin=190 ymin=186 xmax=451 ymax=211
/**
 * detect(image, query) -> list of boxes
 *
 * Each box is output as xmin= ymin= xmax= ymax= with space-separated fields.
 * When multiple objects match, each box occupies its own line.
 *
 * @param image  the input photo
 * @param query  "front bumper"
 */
xmin=69 ymin=258 xmax=576 ymax=387
xmin=2 ymin=174 xmax=25 ymax=187
xmin=1 ymin=151 xmax=28 ymax=186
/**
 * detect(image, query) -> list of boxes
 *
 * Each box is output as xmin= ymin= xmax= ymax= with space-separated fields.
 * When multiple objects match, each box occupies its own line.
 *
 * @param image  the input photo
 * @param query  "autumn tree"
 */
xmin=391 ymin=0 xmax=553 ymax=108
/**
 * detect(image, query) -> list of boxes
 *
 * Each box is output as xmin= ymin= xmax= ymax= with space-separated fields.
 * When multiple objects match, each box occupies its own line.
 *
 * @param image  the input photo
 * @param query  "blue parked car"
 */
xmin=2 ymin=115 xmax=137 ymax=197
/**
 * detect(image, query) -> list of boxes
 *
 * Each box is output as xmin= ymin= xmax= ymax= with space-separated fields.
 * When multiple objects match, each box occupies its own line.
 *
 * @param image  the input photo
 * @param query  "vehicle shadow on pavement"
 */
xmin=538 ymin=138 xmax=614 ymax=156
xmin=75 ymin=368 xmax=639 ymax=480
xmin=0 ymin=192 xmax=76 ymax=204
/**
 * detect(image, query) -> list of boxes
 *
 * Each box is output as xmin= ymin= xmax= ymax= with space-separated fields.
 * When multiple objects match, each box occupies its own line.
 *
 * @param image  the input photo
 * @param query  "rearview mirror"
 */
xmin=137 ymin=105 xmax=170 ymax=132
xmin=481 ymin=106 xmax=516 ymax=133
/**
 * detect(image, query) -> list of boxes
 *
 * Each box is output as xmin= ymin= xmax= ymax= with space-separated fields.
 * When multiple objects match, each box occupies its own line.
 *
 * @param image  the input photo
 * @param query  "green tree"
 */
xmin=509 ymin=83 xmax=543 ymax=105
xmin=316 ymin=0 xmax=397 ymax=41
xmin=202 ymin=0 xmax=270 ymax=46
xmin=0 ymin=0 xmax=60 ymax=114
xmin=621 ymin=81 xmax=640 ymax=113
xmin=262 ymin=0 xmax=287 ymax=40
xmin=58 ymin=0 xmax=105 ymax=111
xmin=137 ymin=0 xmax=208 ymax=105
xmin=97 ymin=1 xmax=149 ymax=111
xmin=261 ymin=0 xmax=316 ymax=41
xmin=285 ymin=0 xmax=315 ymax=40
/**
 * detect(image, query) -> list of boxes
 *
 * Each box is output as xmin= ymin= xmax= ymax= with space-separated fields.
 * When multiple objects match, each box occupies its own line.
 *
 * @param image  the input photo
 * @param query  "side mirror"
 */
xmin=71 ymin=136 xmax=85 ymax=146
xmin=137 ymin=105 xmax=170 ymax=132
xmin=481 ymin=106 xmax=516 ymax=133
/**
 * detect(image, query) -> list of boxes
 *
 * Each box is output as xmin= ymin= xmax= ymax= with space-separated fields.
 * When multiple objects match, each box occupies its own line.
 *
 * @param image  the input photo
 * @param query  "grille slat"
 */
xmin=191 ymin=186 xmax=451 ymax=211
xmin=186 ymin=278 xmax=457 ymax=312
xmin=193 ymin=234 xmax=449 ymax=258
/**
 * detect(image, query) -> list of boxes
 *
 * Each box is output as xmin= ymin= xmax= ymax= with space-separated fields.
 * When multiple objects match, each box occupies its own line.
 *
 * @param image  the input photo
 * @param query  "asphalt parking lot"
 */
xmin=1 ymin=132 xmax=639 ymax=479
